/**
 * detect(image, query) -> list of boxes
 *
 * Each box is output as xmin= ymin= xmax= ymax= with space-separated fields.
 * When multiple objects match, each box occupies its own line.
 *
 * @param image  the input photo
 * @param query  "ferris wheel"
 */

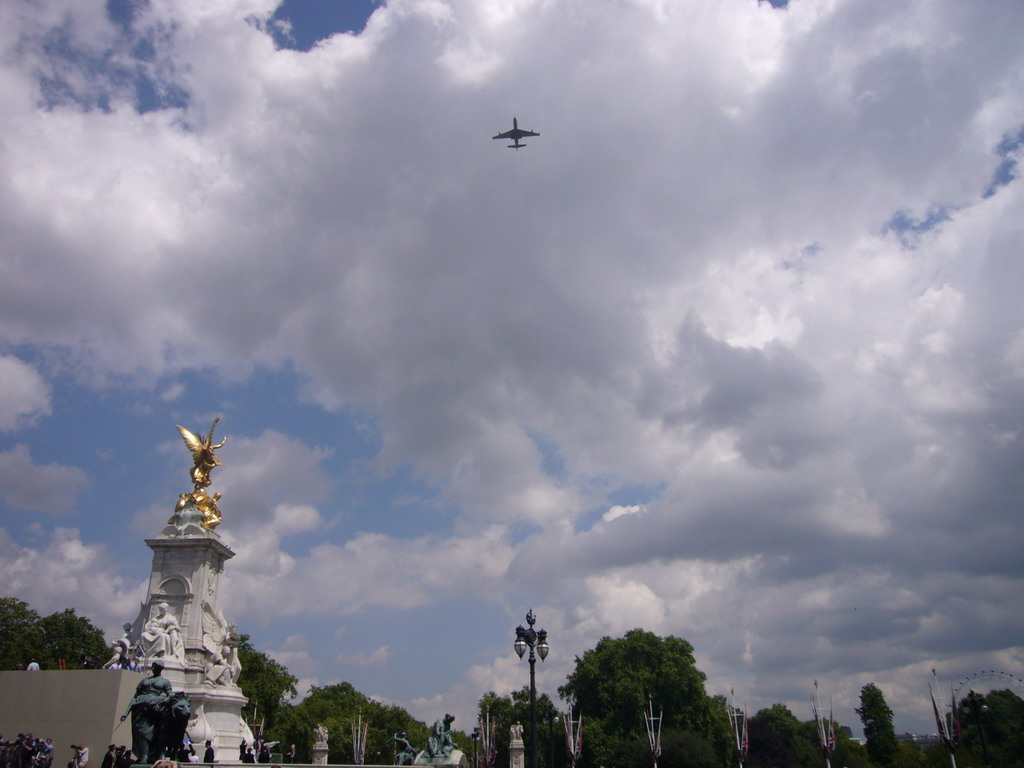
xmin=953 ymin=670 xmax=1024 ymax=697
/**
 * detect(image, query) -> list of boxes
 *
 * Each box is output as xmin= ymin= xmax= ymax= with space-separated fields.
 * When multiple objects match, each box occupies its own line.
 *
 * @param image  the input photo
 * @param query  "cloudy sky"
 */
xmin=2 ymin=0 xmax=1023 ymax=739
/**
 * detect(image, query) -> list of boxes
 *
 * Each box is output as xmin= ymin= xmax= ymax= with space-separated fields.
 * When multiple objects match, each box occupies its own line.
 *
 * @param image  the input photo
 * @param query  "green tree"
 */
xmin=276 ymin=682 xmax=430 ymax=764
xmin=746 ymin=704 xmax=818 ymax=768
xmin=237 ymin=634 xmax=299 ymax=733
xmin=855 ymin=683 xmax=899 ymax=768
xmin=0 ymin=597 xmax=43 ymax=670
xmin=957 ymin=689 xmax=1024 ymax=768
xmin=831 ymin=727 xmax=872 ymax=768
xmin=36 ymin=608 xmax=108 ymax=669
xmin=558 ymin=629 xmax=728 ymax=768
xmin=477 ymin=688 xmax=559 ymax=768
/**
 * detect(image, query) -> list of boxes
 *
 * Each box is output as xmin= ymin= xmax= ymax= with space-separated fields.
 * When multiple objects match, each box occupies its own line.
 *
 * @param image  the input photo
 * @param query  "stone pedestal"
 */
xmin=312 ymin=742 xmax=329 ymax=765
xmin=128 ymin=503 xmax=252 ymax=753
xmin=509 ymin=736 xmax=524 ymax=768
xmin=414 ymin=750 xmax=467 ymax=768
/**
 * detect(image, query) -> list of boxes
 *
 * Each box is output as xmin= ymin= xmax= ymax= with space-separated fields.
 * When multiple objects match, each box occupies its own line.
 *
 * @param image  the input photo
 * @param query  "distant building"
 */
xmin=896 ymin=732 xmax=941 ymax=749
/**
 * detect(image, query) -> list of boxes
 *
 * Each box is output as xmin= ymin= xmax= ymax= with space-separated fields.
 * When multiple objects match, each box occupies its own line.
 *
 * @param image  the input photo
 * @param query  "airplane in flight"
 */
xmin=493 ymin=117 xmax=539 ymax=149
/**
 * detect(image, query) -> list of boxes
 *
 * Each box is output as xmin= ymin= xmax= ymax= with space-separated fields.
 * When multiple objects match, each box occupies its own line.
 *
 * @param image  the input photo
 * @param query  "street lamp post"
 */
xmin=962 ymin=690 xmax=991 ymax=768
xmin=514 ymin=610 xmax=549 ymax=768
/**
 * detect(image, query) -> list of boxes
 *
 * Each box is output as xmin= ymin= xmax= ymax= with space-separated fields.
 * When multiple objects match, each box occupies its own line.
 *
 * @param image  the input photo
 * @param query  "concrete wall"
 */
xmin=0 ymin=670 xmax=142 ymax=768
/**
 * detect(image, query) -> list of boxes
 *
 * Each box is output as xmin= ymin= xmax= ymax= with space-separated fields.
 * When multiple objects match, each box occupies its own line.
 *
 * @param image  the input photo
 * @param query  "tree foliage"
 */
xmin=238 ymin=634 xmax=299 ymax=732
xmin=956 ymin=688 xmax=1024 ymax=768
xmin=855 ymin=683 xmax=899 ymax=768
xmin=478 ymin=687 xmax=560 ymax=768
xmin=557 ymin=629 xmax=728 ymax=768
xmin=0 ymin=597 xmax=43 ymax=670
xmin=0 ymin=597 xmax=107 ymax=670
xmin=275 ymin=682 xmax=431 ymax=764
xmin=36 ymin=608 xmax=109 ymax=669
xmin=745 ymin=704 xmax=819 ymax=768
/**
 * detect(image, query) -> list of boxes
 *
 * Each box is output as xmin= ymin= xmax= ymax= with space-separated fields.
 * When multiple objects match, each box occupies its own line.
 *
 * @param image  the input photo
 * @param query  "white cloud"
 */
xmin=337 ymin=645 xmax=392 ymax=669
xmin=0 ymin=355 xmax=51 ymax=431
xmin=0 ymin=0 xmax=1022 ymax=736
xmin=0 ymin=526 xmax=144 ymax=637
xmin=0 ymin=445 xmax=89 ymax=514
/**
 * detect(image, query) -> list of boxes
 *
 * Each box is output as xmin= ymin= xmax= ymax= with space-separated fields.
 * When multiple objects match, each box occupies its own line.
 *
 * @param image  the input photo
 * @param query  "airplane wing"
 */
xmin=493 ymin=130 xmax=515 ymax=140
xmin=520 ymin=129 xmax=540 ymax=137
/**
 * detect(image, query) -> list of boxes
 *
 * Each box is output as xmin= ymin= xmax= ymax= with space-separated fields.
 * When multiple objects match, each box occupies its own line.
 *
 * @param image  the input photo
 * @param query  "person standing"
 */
xmin=203 ymin=741 xmax=214 ymax=763
xmin=100 ymin=746 xmax=115 ymax=768
xmin=72 ymin=745 xmax=88 ymax=768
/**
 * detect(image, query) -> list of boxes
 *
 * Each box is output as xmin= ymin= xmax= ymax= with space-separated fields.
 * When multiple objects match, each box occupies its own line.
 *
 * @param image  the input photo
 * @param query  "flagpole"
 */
xmin=643 ymin=698 xmax=662 ymax=768
xmin=563 ymin=706 xmax=582 ymax=768
xmin=812 ymin=681 xmax=833 ymax=768
xmin=930 ymin=670 xmax=958 ymax=768
xmin=729 ymin=689 xmax=748 ymax=768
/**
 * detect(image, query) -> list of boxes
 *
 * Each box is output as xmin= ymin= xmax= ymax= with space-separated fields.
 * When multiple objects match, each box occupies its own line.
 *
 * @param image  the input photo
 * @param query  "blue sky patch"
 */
xmin=271 ymin=0 xmax=381 ymax=51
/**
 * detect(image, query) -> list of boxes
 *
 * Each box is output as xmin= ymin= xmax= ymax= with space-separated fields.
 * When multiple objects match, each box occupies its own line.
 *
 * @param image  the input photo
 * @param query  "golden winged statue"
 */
xmin=177 ymin=417 xmax=227 ymax=491
xmin=174 ymin=417 xmax=227 ymax=530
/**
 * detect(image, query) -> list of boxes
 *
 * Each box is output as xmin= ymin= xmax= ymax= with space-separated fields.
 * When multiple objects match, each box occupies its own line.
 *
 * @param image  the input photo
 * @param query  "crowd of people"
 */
xmin=0 ymin=737 xmax=223 ymax=768
xmin=0 ymin=735 xmax=55 ymax=768
xmin=237 ymin=740 xmax=288 ymax=764
xmin=22 ymin=658 xmax=144 ymax=672
xmin=98 ymin=746 xmax=135 ymax=768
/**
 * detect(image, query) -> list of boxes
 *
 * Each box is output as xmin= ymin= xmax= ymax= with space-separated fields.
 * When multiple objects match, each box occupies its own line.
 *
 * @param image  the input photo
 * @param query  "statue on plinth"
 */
xmin=174 ymin=417 xmax=227 ymax=530
xmin=427 ymin=714 xmax=456 ymax=760
xmin=510 ymin=724 xmax=523 ymax=743
xmin=121 ymin=661 xmax=193 ymax=763
xmin=312 ymin=725 xmax=329 ymax=766
xmin=415 ymin=714 xmax=466 ymax=766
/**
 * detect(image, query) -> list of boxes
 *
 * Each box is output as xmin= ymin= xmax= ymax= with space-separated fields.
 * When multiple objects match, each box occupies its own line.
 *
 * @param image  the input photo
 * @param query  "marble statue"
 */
xmin=201 ymin=600 xmax=242 ymax=686
xmin=510 ymin=724 xmax=523 ymax=742
xmin=139 ymin=602 xmax=186 ymax=663
xmin=314 ymin=724 xmax=329 ymax=744
xmin=103 ymin=622 xmax=134 ymax=669
xmin=426 ymin=715 xmax=456 ymax=760
xmin=120 ymin=661 xmax=191 ymax=764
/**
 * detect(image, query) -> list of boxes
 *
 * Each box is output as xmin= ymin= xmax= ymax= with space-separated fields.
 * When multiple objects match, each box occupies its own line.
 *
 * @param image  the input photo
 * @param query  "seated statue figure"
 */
xmin=426 ymin=715 xmax=455 ymax=759
xmin=139 ymin=602 xmax=186 ymax=663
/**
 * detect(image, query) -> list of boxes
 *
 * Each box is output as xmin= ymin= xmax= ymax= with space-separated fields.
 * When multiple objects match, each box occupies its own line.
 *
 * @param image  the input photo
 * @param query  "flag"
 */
xmin=741 ymin=712 xmax=749 ymax=756
xmin=948 ymin=687 xmax=960 ymax=748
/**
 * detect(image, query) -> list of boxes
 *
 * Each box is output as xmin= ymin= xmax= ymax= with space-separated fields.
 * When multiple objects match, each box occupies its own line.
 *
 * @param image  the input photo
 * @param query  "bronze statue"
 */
xmin=392 ymin=733 xmax=417 ymax=766
xmin=175 ymin=418 xmax=227 ymax=530
xmin=425 ymin=715 xmax=455 ymax=760
xmin=121 ymin=661 xmax=176 ymax=763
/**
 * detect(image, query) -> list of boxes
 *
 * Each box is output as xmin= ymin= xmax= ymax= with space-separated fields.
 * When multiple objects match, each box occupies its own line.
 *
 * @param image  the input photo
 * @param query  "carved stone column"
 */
xmin=509 ymin=725 xmax=525 ymax=768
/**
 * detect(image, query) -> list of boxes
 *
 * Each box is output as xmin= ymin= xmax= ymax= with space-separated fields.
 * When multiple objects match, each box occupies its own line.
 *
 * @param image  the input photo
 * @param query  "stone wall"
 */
xmin=0 ymin=670 xmax=141 ymax=768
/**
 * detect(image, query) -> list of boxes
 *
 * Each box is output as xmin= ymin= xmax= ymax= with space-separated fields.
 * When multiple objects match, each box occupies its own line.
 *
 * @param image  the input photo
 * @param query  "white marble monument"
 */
xmin=126 ymin=420 xmax=253 ymax=754
xmin=509 ymin=724 xmax=524 ymax=768
xmin=312 ymin=724 xmax=329 ymax=766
